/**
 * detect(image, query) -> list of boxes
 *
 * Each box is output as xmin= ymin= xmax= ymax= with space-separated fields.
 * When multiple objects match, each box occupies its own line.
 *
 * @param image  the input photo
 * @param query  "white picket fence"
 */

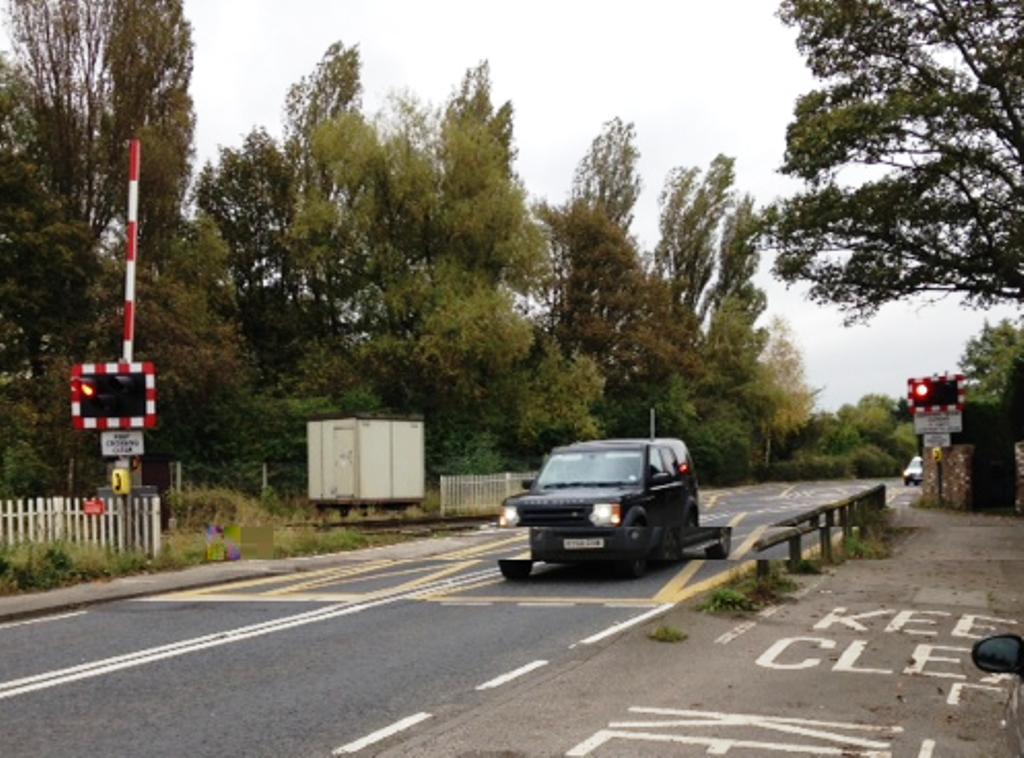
xmin=0 ymin=496 xmax=162 ymax=557
xmin=439 ymin=472 xmax=536 ymax=517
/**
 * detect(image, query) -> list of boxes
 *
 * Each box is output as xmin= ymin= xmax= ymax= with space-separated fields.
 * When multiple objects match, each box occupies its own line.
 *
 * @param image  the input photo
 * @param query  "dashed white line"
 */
xmin=917 ymin=738 xmax=936 ymax=758
xmin=332 ymin=712 xmax=432 ymax=754
xmin=578 ymin=605 xmax=673 ymax=645
xmin=475 ymin=659 xmax=549 ymax=690
xmin=0 ymin=611 xmax=86 ymax=631
xmin=715 ymin=621 xmax=757 ymax=645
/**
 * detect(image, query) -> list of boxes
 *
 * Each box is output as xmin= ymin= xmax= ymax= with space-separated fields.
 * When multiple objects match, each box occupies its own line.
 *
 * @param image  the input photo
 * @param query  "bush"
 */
xmin=849 ymin=445 xmax=899 ymax=478
xmin=0 ymin=441 xmax=54 ymax=498
xmin=764 ymin=454 xmax=853 ymax=482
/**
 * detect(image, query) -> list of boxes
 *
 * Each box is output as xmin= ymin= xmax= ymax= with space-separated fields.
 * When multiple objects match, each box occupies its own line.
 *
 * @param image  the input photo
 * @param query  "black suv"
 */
xmin=498 ymin=438 xmax=727 ymax=580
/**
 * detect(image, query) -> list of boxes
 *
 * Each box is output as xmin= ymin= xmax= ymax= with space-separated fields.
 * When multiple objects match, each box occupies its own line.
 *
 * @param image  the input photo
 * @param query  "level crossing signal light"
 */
xmin=908 ymin=375 xmax=963 ymax=412
xmin=70 ymin=363 xmax=157 ymax=429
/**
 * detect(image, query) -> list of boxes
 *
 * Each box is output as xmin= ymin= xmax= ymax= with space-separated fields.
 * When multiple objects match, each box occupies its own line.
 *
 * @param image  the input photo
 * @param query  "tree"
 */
xmin=196 ymin=129 xmax=301 ymax=381
xmin=571 ymin=117 xmax=642 ymax=232
xmin=960 ymin=318 xmax=1024 ymax=402
xmin=760 ymin=317 xmax=816 ymax=464
xmin=284 ymin=40 xmax=362 ymax=194
xmin=0 ymin=56 xmax=95 ymax=378
xmin=655 ymin=154 xmax=763 ymax=323
xmin=539 ymin=200 xmax=685 ymax=394
xmin=5 ymin=0 xmax=195 ymax=251
xmin=768 ymin=0 xmax=1024 ymax=319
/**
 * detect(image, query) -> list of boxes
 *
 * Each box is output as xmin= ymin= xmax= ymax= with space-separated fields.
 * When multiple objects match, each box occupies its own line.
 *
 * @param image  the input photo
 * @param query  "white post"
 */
xmin=117 ymin=497 xmax=125 ymax=552
xmin=151 ymin=496 xmax=161 ymax=557
xmin=262 ymin=463 xmax=268 ymax=493
xmin=100 ymin=501 xmax=108 ymax=549
xmin=133 ymin=497 xmax=141 ymax=552
xmin=175 ymin=461 xmax=182 ymax=492
xmin=54 ymin=497 xmax=63 ymax=542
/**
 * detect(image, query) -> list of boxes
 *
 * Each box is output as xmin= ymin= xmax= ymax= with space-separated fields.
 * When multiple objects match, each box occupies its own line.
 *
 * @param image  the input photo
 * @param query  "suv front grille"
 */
xmin=517 ymin=505 xmax=590 ymax=527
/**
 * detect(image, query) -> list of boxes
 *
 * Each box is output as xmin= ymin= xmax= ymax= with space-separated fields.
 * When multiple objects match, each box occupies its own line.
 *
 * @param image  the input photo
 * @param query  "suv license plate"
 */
xmin=564 ymin=538 xmax=604 ymax=550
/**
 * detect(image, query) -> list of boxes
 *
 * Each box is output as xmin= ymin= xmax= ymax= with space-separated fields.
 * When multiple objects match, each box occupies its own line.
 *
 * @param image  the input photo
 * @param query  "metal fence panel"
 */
xmin=439 ymin=472 xmax=536 ymax=516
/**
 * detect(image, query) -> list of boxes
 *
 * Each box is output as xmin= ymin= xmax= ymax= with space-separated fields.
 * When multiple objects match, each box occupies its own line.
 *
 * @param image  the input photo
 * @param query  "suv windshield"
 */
xmin=536 ymin=450 xmax=644 ymax=488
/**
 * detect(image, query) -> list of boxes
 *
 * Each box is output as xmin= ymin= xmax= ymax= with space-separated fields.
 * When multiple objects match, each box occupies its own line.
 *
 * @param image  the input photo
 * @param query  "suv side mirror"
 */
xmin=972 ymin=634 xmax=1024 ymax=674
xmin=651 ymin=471 xmax=672 ymax=486
xmin=521 ymin=479 xmax=534 ymax=490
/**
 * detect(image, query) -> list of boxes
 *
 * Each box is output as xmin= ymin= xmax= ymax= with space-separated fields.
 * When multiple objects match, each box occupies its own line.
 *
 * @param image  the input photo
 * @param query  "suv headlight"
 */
xmin=499 ymin=505 xmax=520 ymax=528
xmin=589 ymin=502 xmax=621 ymax=526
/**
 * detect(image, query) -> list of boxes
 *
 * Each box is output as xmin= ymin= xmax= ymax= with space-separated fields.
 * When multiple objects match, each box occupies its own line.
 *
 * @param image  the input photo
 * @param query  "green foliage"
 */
xmin=769 ymin=0 xmax=1024 ymax=318
xmin=700 ymin=588 xmax=757 ymax=613
xmin=848 ymin=445 xmax=899 ymax=479
xmin=764 ymin=454 xmax=853 ymax=482
xmin=648 ymin=625 xmax=687 ymax=643
xmin=0 ymin=441 xmax=54 ymax=497
xmin=843 ymin=533 xmax=889 ymax=560
xmin=961 ymin=319 xmax=1024 ymax=403
xmin=789 ymin=559 xmax=821 ymax=575
xmin=6 ymin=0 xmax=195 ymax=246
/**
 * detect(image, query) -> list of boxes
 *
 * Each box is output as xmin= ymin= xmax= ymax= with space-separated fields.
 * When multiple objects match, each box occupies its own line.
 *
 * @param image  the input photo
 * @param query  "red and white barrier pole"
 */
xmin=123 ymin=139 xmax=140 ymax=364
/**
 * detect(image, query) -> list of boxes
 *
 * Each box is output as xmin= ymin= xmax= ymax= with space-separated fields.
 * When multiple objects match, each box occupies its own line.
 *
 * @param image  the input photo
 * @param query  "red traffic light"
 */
xmin=912 ymin=381 xmax=931 ymax=400
xmin=73 ymin=377 xmax=97 ymax=399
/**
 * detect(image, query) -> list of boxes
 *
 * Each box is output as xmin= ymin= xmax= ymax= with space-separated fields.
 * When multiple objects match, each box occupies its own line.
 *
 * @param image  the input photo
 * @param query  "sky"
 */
xmin=10 ymin=1 xmax=1023 ymax=409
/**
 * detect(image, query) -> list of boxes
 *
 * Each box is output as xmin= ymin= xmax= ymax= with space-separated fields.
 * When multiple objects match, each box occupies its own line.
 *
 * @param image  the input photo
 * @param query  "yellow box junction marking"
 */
xmin=170 ymin=560 xmax=395 ymax=597
xmin=730 ymin=525 xmax=768 ymax=560
xmin=651 ymin=512 xmax=747 ymax=603
xmin=264 ymin=561 xmax=456 ymax=596
xmin=438 ymin=533 xmax=527 ymax=561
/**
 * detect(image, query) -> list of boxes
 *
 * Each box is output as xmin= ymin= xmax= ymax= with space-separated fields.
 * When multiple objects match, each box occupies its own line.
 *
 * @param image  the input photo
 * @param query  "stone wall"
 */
xmin=1016 ymin=442 xmax=1024 ymax=514
xmin=922 ymin=444 xmax=974 ymax=510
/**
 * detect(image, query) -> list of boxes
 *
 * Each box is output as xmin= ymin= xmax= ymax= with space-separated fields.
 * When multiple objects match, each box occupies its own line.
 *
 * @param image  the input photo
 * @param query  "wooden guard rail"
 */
xmin=751 ymin=484 xmax=887 ymax=579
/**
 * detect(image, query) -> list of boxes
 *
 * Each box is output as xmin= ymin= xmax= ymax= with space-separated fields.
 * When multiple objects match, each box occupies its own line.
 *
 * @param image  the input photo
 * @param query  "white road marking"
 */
xmin=0 ymin=569 xmax=499 ymax=700
xmin=567 ymin=706 xmax=902 ymax=756
xmin=917 ymin=738 xmax=935 ymax=758
xmin=332 ymin=712 xmax=432 ymax=754
xmin=439 ymin=601 xmax=493 ymax=607
xmin=578 ymin=605 xmax=673 ymax=645
xmin=719 ymin=604 xmax=783 ymax=644
xmin=715 ymin=620 xmax=757 ymax=645
xmin=946 ymin=681 xmax=1007 ymax=705
xmin=475 ymin=659 xmax=548 ymax=690
xmin=0 ymin=611 xmax=86 ymax=631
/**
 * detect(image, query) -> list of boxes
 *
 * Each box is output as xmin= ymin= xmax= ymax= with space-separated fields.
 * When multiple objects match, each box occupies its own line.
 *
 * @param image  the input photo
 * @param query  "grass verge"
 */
xmin=0 ymin=487 xmax=425 ymax=596
xmin=698 ymin=565 xmax=798 ymax=614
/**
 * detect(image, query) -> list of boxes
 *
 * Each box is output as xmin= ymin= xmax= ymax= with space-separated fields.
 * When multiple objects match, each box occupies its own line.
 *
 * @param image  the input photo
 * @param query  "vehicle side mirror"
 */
xmin=972 ymin=634 xmax=1024 ymax=674
xmin=651 ymin=471 xmax=672 ymax=485
xmin=521 ymin=479 xmax=534 ymax=490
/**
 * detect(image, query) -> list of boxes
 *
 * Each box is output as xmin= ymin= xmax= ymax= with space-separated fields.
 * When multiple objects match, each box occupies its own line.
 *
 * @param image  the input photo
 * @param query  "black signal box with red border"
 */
xmin=71 ymin=362 xmax=157 ymax=430
xmin=907 ymin=374 xmax=964 ymax=414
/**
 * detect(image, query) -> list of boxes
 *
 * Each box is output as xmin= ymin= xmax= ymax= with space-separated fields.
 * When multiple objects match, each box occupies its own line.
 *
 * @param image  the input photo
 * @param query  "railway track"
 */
xmin=287 ymin=514 xmax=495 ymax=535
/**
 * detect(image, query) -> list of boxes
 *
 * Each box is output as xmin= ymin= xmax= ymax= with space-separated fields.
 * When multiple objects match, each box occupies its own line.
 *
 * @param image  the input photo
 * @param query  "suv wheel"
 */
xmin=617 ymin=557 xmax=647 ymax=579
xmin=499 ymin=560 xmax=532 ymax=581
